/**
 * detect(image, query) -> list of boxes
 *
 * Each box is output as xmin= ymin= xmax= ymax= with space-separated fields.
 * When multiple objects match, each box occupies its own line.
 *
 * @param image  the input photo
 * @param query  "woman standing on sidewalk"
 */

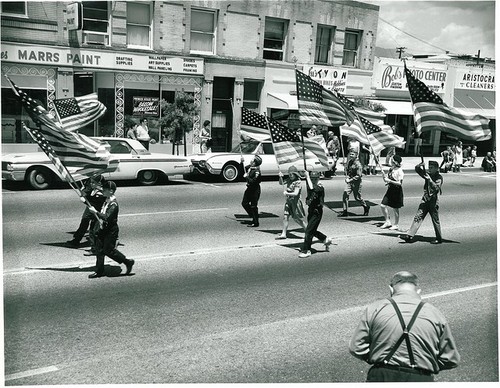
xmin=380 ymin=155 xmax=404 ymax=231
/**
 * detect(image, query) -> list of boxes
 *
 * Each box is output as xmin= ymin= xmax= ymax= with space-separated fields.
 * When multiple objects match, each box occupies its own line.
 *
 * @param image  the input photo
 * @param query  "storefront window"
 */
xmin=190 ymin=9 xmax=216 ymax=54
xmin=127 ymin=2 xmax=151 ymax=48
xmin=243 ymin=80 xmax=262 ymax=111
xmin=1 ymin=1 xmax=27 ymax=16
xmin=1 ymin=88 xmax=46 ymax=143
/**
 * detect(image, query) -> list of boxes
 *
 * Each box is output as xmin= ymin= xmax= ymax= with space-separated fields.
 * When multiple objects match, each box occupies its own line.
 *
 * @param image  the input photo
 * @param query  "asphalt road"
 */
xmin=2 ymin=170 xmax=498 ymax=384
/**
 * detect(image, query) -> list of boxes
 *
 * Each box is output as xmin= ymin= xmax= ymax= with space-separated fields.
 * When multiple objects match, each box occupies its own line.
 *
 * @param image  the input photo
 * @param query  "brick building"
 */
xmin=1 ymin=0 xmax=380 ymax=154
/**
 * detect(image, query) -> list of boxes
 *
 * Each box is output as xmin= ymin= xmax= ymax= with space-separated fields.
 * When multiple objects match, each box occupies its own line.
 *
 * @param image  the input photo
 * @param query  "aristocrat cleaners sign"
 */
xmin=455 ymin=69 xmax=495 ymax=91
xmin=1 ymin=43 xmax=204 ymax=75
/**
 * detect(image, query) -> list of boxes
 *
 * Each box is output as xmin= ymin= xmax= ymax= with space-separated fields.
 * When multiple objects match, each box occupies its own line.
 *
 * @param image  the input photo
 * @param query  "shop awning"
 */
xmin=454 ymin=92 xmax=496 ymax=119
xmin=455 ymin=107 xmax=496 ymax=119
xmin=267 ymin=92 xmax=298 ymax=110
xmin=369 ymin=100 xmax=413 ymax=115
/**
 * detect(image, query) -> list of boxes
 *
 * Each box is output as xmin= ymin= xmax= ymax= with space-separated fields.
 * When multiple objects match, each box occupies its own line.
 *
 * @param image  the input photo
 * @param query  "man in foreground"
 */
xmin=349 ymin=271 xmax=460 ymax=382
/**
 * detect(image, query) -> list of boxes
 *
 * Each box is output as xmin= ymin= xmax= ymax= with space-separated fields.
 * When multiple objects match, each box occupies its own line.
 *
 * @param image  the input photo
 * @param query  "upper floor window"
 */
xmin=263 ymin=18 xmax=287 ymax=61
xmin=82 ymin=1 xmax=110 ymax=46
xmin=315 ymin=25 xmax=335 ymax=64
xmin=1 ymin=1 xmax=27 ymax=17
xmin=243 ymin=80 xmax=262 ymax=110
xmin=190 ymin=9 xmax=216 ymax=54
xmin=127 ymin=2 xmax=152 ymax=48
xmin=342 ymin=29 xmax=361 ymax=67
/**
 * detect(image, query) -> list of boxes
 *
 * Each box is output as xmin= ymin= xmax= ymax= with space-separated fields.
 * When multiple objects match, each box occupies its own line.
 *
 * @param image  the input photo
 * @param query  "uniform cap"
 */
xmin=309 ymin=171 xmax=321 ymax=178
xmin=103 ymin=181 xmax=117 ymax=192
xmin=393 ymin=155 xmax=402 ymax=164
xmin=253 ymin=155 xmax=262 ymax=166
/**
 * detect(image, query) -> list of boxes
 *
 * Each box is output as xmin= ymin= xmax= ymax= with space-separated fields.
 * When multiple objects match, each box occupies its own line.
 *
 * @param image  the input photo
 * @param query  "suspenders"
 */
xmin=383 ymin=298 xmax=426 ymax=368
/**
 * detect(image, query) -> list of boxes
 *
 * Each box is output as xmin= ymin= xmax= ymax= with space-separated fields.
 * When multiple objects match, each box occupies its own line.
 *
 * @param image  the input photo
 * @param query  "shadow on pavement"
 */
xmin=25 ymin=264 xmax=128 ymax=277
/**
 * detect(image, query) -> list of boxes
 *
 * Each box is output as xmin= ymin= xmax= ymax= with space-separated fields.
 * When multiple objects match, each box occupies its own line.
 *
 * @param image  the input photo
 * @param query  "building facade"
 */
xmin=1 ymin=0 xmax=380 ymax=154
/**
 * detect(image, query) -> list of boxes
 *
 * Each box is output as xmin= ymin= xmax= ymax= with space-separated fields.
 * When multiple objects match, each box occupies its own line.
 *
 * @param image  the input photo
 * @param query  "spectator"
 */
xmin=481 ymin=152 xmax=496 ymax=172
xmin=349 ymin=271 xmax=460 ymax=382
xmin=326 ymin=132 xmax=340 ymax=176
xmin=452 ymin=141 xmax=463 ymax=172
xmin=439 ymin=146 xmax=453 ymax=173
xmin=462 ymin=146 xmax=471 ymax=167
xmin=412 ymin=129 xmax=423 ymax=156
xmin=306 ymin=125 xmax=318 ymax=138
xmin=136 ymin=118 xmax=151 ymax=150
xmin=470 ymin=145 xmax=478 ymax=167
xmin=126 ymin=122 xmax=137 ymax=140
xmin=200 ymin=120 xmax=212 ymax=153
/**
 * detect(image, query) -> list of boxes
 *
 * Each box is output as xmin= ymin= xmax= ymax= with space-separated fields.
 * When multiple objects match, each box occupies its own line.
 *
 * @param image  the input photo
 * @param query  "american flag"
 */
xmin=241 ymin=108 xmax=329 ymax=168
xmin=240 ymin=107 xmax=272 ymax=141
xmin=404 ymin=64 xmax=491 ymax=141
xmin=295 ymin=69 xmax=355 ymax=127
xmin=336 ymin=92 xmax=391 ymax=130
xmin=4 ymin=74 xmax=117 ymax=181
xmin=341 ymin=115 xmax=405 ymax=155
xmin=54 ymin=94 xmax=107 ymax=132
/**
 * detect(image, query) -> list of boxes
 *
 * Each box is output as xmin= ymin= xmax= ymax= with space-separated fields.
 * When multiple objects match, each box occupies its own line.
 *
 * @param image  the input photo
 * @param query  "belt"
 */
xmin=373 ymin=363 xmax=433 ymax=376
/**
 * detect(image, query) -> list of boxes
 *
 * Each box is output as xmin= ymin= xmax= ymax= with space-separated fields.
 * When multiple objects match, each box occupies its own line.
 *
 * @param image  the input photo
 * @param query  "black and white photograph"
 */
xmin=1 ymin=0 xmax=497 ymax=385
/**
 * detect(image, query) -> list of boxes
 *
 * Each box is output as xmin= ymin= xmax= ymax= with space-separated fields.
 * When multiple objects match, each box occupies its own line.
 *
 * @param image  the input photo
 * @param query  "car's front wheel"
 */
xmin=26 ymin=167 xmax=53 ymax=190
xmin=221 ymin=163 xmax=241 ymax=182
xmin=138 ymin=170 xmax=159 ymax=185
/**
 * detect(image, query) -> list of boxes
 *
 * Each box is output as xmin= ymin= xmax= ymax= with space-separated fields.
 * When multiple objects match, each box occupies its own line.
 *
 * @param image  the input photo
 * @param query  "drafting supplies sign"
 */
xmin=132 ymin=97 xmax=160 ymax=117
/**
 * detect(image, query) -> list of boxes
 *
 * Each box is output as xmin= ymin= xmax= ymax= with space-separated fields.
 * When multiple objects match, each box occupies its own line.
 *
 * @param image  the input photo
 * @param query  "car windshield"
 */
xmin=231 ymin=141 xmax=259 ymax=154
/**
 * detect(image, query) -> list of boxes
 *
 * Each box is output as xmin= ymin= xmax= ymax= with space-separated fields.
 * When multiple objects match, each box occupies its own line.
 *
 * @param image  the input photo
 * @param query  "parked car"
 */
xmin=2 ymin=137 xmax=192 ymax=190
xmin=189 ymin=140 xmax=333 ymax=182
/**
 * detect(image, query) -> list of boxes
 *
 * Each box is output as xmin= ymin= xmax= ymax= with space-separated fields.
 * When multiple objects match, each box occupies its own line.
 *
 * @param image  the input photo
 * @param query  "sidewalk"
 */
xmin=335 ymin=156 xmax=483 ymax=174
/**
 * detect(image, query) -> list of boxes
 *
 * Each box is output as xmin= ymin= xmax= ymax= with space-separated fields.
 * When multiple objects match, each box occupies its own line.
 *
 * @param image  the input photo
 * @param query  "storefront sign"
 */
xmin=132 ymin=97 xmax=160 ymax=116
xmin=66 ymin=3 xmax=82 ymax=30
xmin=302 ymin=65 xmax=348 ymax=94
xmin=375 ymin=62 xmax=447 ymax=93
xmin=455 ymin=69 xmax=495 ymax=91
xmin=1 ymin=43 xmax=204 ymax=75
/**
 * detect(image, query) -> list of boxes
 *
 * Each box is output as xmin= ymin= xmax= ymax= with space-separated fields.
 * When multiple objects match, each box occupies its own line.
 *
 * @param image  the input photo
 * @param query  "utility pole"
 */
xmin=476 ymin=49 xmax=481 ymax=65
xmin=396 ymin=47 xmax=406 ymax=59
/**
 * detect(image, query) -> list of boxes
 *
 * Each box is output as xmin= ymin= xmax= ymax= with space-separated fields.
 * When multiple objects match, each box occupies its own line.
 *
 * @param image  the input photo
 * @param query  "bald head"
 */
xmin=390 ymin=271 xmax=420 ymax=294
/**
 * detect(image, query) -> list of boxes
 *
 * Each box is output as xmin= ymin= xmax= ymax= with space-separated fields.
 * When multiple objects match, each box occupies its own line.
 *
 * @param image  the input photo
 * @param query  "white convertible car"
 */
xmin=2 ymin=137 xmax=192 ymax=189
xmin=189 ymin=140 xmax=333 ymax=182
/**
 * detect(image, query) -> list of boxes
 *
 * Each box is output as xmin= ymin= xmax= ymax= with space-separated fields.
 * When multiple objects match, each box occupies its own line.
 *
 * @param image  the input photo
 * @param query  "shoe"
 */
xmin=125 ymin=259 xmax=135 ymax=275
xmin=298 ymin=250 xmax=311 ymax=258
xmin=430 ymin=239 xmax=442 ymax=244
xmin=88 ymin=272 xmax=103 ymax=279
xmin=337 ymin=211 xmax=348 ymax=217
xmin=324 ymin=237 xmax=333 ymax=251
xmin=83 ymin=251 xmax=96 ymax=256
xmin=66 ymin=239 xmax=80 ymax=247
xmin=275 ymin=235 xmax=287 ymax=240
xmin=363 ymin=205 xmax=370 ymax=216
xmin=399 ymin=235 xmax=415 ymax=243
xmin=380 ymin=222 xmax=392 ymax=229
xmin=247 ymin=223 xmax=259 ymax=227
xmin=389 ymin=225 xmax=399 ymax=231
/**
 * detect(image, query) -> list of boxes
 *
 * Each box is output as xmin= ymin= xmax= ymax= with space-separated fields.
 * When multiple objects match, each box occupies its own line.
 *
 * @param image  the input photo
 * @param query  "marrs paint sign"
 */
xmin=132 ymin=97 xmax=160 ymax=117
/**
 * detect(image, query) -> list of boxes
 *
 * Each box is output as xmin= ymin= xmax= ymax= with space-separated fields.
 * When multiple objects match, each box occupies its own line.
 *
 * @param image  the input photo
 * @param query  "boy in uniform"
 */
xmin=241 ymin=155 xmax=262 ymax=227
xmin=87 ymin=181 xmax=135 ymax=278
xmin=338 ymin=150 xmax=370 ymax=217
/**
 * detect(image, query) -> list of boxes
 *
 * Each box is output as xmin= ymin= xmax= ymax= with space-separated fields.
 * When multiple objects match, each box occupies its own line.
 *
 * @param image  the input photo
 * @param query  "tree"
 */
xmin=158 ymin=91 xmax=197 ymax=155
xmin=353 ymin=96 xmax=387 ymax=113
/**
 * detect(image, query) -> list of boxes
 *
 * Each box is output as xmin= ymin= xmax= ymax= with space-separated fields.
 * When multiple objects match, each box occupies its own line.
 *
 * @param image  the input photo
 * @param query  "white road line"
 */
xmin=6 ymin=282 xmax=496 ymax=381
xmin=5 ymin=366 xmax=59 ymax=381
xmin=120 ymin=207 xmax=229 ymax=217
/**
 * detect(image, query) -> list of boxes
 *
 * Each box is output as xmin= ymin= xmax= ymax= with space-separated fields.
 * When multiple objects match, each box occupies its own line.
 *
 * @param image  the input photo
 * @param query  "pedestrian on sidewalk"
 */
xmin=298 ymin=170 xmax=332 ymax=258
xmin=87 ymin=181 xmax=135 ymax=278
xmin=349 ymin=271 xmax=460 ymax=382
xmin=400 ymin=160 xmax=443 ymax=244
xmin=276 ymin=165 xmax=307 ymax=239
xmin=67 ymin=175 xmax=106 ymax=252
xmin=380 ymin=155 xmax=404 ymax=231
xmin=338 ymin=150 xmax=370 ymax=217
xmin=241 ymin=155 xmax=262 ymax=227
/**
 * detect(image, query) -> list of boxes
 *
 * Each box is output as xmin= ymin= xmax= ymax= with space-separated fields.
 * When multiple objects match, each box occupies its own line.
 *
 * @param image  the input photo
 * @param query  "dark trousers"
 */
xmin=73 ymin=208 xmax=93 ymax=242
xmin=94 ymin=226 xmax=130 ymax=275
xmin=367 ymin=365 xmax=434 ymax=382
xmin=302 ymin=207 xmax=327 ymax=252
xmin=242 ymin=185 xmax=261 ymax=225
xmin=408 ymin=199 xmax=442 ymax=241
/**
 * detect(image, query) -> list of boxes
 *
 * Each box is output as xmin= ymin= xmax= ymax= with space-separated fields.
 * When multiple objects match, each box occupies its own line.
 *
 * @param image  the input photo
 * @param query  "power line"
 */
xmin=379 ymin=17 xmax=449 ymax=53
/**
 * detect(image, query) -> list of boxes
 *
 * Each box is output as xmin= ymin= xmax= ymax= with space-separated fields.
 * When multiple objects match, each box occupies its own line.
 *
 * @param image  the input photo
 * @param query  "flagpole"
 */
xmin=263 ymin=114 xmax=282 ymax=174
xmin=230 ymin=97 xmax=243 ymax=160
xmin=339 ymin=127 xmax=347 ymax=175
xmin=354 ymin=112 xmax=387 ymax=181
xmin=293 ymin=68 xmax=308 ymax=172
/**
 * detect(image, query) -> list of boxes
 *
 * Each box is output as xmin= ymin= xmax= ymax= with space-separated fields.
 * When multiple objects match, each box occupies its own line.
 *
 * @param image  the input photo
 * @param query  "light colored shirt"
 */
xmin=349 ymin=290 xmax=460 ymax=373
xmin=136 ymin=125 xmax=150 ymax=141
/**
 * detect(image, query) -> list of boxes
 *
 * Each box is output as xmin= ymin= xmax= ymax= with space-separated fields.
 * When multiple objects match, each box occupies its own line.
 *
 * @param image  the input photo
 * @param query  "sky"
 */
xmin=364 ymin=0 xmax=496 ymax=59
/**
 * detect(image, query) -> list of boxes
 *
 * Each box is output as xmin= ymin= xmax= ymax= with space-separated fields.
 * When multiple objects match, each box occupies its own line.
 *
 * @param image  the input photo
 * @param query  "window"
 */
xmin=127 ymin=2 xmax=151 ymax=48
xmin=1 ymin=1 xmax=27 ymax=16
xmin=243 ymin=81 xmax=262 ymax=110
xmin=190 ymin=9 xmax=216 ymax=54
xmin=82 ymin=1 xmax=110 ymax=46
xmin=315 ymin=25 xmax=335 ymax=64
xmin=342 ymin=29 xmax=361 ymax=67
xmin=263 ymin=18 xmax=287 ymax=61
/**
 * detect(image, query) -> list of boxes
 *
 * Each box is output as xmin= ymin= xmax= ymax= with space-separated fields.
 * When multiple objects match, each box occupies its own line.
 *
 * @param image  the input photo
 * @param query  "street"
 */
xmin=2 ymin=169 xmax=498 ymax=384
